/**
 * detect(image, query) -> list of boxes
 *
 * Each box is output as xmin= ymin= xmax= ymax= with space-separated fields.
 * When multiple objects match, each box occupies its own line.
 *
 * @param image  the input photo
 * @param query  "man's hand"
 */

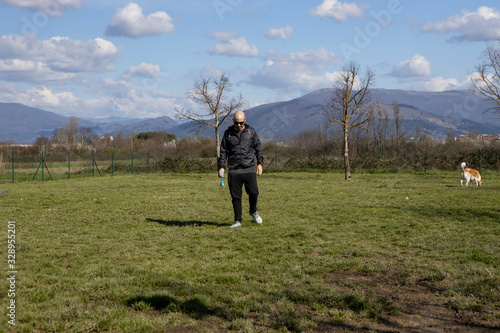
xmin=256 ymin=164 xmax=263 ymax=176
xmin=219 ymin=168 xmax=225 ymax=178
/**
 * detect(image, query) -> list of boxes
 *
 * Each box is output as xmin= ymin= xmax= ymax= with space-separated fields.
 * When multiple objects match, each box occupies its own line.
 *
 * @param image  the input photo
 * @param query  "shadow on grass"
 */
xmin=404 ymin=206 xmax=500 ymax=222
xmin=127 ymin=294 xmax=240 ymax=320
xmin=146 ymin=218 xmax=226 ymax=227
xmin=379 ymin=204 xmax=500 ymax=223
xmin=127 ymin=295 xmax=213 ymax=319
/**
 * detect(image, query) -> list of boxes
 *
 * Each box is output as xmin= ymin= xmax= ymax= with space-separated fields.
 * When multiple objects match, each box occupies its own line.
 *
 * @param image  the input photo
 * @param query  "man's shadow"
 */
xmin=146 ymin=218 xmax=226 ymax=227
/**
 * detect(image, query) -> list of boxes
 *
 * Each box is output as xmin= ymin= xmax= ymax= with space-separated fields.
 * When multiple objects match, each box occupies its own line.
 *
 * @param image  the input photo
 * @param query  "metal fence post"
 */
xmin=131 ymin=152 xmax=134 ymax=175
xmin=42 ymin=152 xmax=44 ymax=181
xmin=111 ymin=152 xmax=114 ymax=176
xmin=11 ymin=151 xmax=14 ymax=183
xmin=68 ymin=151 xmax=70 ymax=179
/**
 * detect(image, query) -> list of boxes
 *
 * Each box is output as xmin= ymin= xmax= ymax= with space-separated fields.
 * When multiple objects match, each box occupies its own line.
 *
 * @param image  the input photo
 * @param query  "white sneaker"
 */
xmin=249 ymin=211 xmax=263 ymax=224
xmin=230 ymin=221 xmax=242 ymax=228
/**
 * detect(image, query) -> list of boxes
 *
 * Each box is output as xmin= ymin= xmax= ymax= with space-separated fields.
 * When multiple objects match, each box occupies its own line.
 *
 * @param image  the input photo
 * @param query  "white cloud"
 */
xmin=105 ymin=2 xmax=174 ymax=38
xmin=1 ymin=82 xmax=184 ymax=119
xmin=0 ymin=60 xmax=78 ymax=82
xmin=98 ymin=77 xmax=136 ymax=98
xmin=0 ymin=34 xmax=120 ymax=82
xmin=184 ymin=64 xmax=227 ymax=81
xmin=2 ymin=86 xmax=77 ymax=108
xmin=265 ymin=25 xmax=293 ymax=40
xmin=123 ymin=63 xmax=161 ymax=79
xmin=422 ymin=6 xmax=500 ymax=42
xmin=211 ymin=30 xmax=239 ymax=41
xmin=208 ymin=37 xmax=259 ymax=57
xmin=0 ymin=81 xmax=18 ymax=95
xmin=411 ymin=76 xmax=473 ymax=92
xmin=87 ymin=77 xmax=184 ymax=118
xmin=467 ymin=71 xmax=494 ymax=91
xmin=392 ymin=54 xmax=432 ymax=78
xmin=1 ymin=0 xmax=83 ymax=17
xmin=2 ymin=47 xmax=339 ymax=118
xmin=199 ymin=64 xmax=226 ymax=77
xmin=0 ymin=59 xmax=37 ymax=72
xmin=308 ymin=0 xmax=366 ymax=22
xmin=243 ymin=47 xmax=340 ymax=91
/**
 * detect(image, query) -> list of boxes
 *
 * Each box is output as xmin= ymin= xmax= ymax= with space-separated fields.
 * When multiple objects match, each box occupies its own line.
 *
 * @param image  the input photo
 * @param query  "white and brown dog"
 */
xmin=460 ymin=162 xmax=482 ymax=187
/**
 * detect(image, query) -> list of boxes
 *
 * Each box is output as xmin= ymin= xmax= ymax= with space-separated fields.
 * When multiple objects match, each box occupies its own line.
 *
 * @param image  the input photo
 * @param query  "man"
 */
xmin=218 ymin=110 xmax=263 ymax=228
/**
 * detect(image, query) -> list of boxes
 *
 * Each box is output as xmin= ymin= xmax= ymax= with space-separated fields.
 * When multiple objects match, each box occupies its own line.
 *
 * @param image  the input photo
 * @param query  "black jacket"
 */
xmin=218 ymin=124 xmax=263 ymax=170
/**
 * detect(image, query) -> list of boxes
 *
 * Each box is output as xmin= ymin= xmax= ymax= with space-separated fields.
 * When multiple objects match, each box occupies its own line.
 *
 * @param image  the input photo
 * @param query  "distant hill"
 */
xmin=0 ymin=103 xmax=181 ymax=143
xmin=0 ymin=103 xmax=69 ymax=143
xmin=118 ymin=116 xmax=179 ymax=135
xmin=85 ymin=116 xmax=179 ymax=137
xmin=1 ymin=89 xmax=499 ymax=143
xmin=239 ymin=88 xmax=500 ymax=140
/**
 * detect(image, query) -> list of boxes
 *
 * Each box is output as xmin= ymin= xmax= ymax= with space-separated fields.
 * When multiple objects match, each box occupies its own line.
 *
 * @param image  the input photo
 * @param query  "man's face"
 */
xmin=234 ymin=115 xmax=246 ymax=130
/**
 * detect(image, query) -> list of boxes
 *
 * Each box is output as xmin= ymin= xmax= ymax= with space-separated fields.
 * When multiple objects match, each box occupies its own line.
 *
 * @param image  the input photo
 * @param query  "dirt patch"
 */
xmin=320 ymin=270 xmax=500 ymax=332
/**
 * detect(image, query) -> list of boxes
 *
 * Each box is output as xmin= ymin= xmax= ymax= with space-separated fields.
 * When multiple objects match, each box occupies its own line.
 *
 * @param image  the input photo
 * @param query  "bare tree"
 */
xmin=51 ymin=116 xmax=80 ymax=150
xmin=392 ymin=101 xmax=405 ymax=152
xmin=324 ymin=61 xmax=374 ymax=179
xmin=80 ymin=127 xmax=99 ymax=145
xmin=445 ymin=129 xmax=456 ymax=143
xmin=176 ymin=74 xmax=244 ymax=157
xmin=34 ymin=136 xmax=50 ymax=154
xmin=370 ymin=102 xmax=389 ymax=151
xmin=470 ymin=42 xmax=500 ymax=114
xmin=51 ymin=128 xmax=68 ymax=144
xmin=290 ymin=128 xmax=326 ymax=157
xmin=67 ymin=117 xmax=80 ymax=147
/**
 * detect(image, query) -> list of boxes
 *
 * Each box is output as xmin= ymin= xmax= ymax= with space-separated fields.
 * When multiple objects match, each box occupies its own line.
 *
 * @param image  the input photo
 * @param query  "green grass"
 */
xmin=0 ymin=172 xmax=499 ymax=332
xmin=0 ymin=157 xmax=160 ymax=182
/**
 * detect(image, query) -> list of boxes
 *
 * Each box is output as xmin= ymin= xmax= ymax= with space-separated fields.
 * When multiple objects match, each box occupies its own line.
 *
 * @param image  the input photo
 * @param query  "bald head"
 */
xmin=233 ymin=110 xmax=246 ymax=131
xmin=233 ymin=110 xmax=245 ymax=122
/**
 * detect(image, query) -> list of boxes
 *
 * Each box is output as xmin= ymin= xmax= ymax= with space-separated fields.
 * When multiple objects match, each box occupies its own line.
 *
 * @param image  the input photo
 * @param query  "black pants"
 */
xmin=228 ymin=172 xmax=259 ymax=222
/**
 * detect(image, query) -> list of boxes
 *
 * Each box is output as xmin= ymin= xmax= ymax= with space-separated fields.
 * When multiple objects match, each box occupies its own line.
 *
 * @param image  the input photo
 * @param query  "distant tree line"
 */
xmin=2 ymin=111 xmax=498 ymax=172
xmin=27 ymin=117 xmax=178 ymax=157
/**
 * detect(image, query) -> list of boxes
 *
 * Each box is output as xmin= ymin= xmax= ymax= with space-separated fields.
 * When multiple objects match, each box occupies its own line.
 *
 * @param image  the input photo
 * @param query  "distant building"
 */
xmin=482 ymin=134 xmax=498 ymax=141
xmin=458 ymin=134 xmax=500 ymax=141
xmin=98 ymin=136 xmax=114 ymax=144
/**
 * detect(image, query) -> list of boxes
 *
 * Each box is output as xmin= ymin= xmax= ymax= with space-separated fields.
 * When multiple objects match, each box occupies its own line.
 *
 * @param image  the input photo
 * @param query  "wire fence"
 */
xmin=1 ymin=147 xmax=499 ymax=183
xmin=0 ymin=151 xmax=204 ymax=183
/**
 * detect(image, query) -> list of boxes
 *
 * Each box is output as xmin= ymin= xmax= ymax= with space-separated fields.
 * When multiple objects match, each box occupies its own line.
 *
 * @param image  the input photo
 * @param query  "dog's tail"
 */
xmin=460 ymin=162 xmax=466 ymax=171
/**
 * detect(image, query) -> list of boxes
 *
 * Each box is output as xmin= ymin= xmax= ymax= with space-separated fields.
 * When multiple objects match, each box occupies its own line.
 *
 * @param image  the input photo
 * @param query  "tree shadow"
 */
xmin=146 ymin=218 xmax=226 ymax=227
xmin=127 ymin=294 xmax=238 ymax=320
xmin=401 ymin=206 xmax=500 ymax=223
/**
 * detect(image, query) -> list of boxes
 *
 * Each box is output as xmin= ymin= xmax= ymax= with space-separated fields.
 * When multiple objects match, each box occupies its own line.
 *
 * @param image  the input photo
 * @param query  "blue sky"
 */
xmin=0 ymin=0 xmax=498 ymax=119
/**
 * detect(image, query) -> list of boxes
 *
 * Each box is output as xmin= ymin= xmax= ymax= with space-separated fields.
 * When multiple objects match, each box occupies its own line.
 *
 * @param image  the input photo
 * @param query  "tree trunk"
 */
xmin=216 ymin=127 xmax=220 ymax=158
xmin=343 ymin=129 xmax=351 ymax=180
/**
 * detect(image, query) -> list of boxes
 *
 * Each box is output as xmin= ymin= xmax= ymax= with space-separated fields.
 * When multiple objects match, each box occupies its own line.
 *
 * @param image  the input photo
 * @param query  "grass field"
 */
xmin=1 ymin=171 xmax=499 ymax=332
xmin=0 ymin=156 xmax=162 ymax=183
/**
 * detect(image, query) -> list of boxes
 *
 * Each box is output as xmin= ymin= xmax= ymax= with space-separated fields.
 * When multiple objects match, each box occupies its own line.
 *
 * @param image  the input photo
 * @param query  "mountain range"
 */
xmin=1 ymin=88 xmax=499 ymax=144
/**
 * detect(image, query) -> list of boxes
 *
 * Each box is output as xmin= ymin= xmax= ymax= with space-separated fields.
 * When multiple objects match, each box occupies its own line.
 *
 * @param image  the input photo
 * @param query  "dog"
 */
xmin=460 ymin=162 xmax=482 ymax=187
